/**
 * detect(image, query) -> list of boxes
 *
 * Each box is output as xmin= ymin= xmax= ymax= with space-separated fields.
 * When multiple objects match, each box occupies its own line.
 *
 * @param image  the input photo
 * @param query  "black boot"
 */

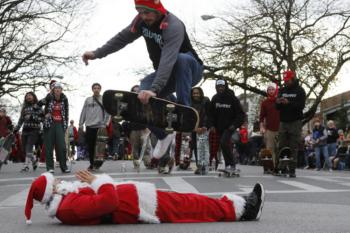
xmin=241 ymin=183 xmax=265 ymax=221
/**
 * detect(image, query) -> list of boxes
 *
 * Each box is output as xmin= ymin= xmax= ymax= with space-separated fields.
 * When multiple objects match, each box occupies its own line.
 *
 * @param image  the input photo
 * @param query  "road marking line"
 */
xmin=0 ymin=188 xmax=29 ymax=207
xmin=278 ymin=180 xmax=327 ymax=191
xmin=162 ymin=177 xmax=199 ymax=193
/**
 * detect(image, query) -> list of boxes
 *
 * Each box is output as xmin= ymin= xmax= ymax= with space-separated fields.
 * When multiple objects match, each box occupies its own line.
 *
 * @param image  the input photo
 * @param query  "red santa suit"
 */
xmin=25 ymin=173 xmax=246 ymax=225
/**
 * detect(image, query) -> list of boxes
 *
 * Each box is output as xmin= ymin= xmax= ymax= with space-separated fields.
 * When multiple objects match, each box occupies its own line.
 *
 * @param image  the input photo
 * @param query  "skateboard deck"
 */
xmin=260 ymin=148 xmax=274 ymax=174
xmin=103 ymin=90 xmax=199 ymax=133
xmin=278 ymin=147 xmax=292 ymax=176
xmin=217 ymin=168 xmax=240 ymax=177
xmin=94 ymin=128 xmax=108 ymax=169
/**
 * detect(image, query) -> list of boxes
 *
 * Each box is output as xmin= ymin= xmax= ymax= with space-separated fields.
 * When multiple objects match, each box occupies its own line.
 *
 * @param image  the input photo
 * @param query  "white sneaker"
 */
xmin=153 ymin=133 xmax=176 ymax=159
xmin=38 ymin=162 xmax=45 ymax=168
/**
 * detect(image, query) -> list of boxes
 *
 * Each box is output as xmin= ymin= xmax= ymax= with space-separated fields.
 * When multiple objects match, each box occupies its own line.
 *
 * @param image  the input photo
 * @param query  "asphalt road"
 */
xmin=0 ymin=161 xmax=349 ymax=233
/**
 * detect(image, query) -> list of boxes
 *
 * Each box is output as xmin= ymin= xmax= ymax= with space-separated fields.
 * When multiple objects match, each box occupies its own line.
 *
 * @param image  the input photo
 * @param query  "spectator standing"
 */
xmin=42 ymin=83 xmax=70 ymax=173
xmin=0 ymin=108 xmax=13 ymax=138
xmin=79 ymin=83 xmax=109 ymax=171
xmin=326 ymin=120 xmax=338 ymax=160
xmin=311 ymin=118 xmax=331 ymax=171
xmin=259 ymin=83 xmax=280 ymax=171
xmin=14 ymin=92 xmax=44 ymax=172
xmin=191 ymin=87 xmax=211 ymax=175
xmin=67 ymin=120 xmax=78 ymax=158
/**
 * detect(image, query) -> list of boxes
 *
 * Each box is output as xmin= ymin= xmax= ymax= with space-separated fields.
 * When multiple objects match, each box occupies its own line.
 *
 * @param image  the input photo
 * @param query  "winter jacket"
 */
xmin=15 ymin=104 xmax=44 ymax=132
xmin=326 ymin=127 xmax=338 ymax=144
xmin=191 ymin=88 xmax=212 ymax=129
xmin=0 ymin=116 xmax=12 ymax=137
xmin=312 ymin=125 xmax=328 ymax=147
xmin=41 ymin=93 xmax=69 ymax=131
xmin=259 ymin=97 xmax=280 ymax=131
xmin=276 ymin=80 xmax=306 ymax=123
xmin=93 ymin=13 xmax=202 ymax=95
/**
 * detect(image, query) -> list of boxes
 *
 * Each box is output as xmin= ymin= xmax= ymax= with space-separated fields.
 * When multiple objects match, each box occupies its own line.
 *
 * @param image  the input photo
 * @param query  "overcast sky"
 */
xmin=61 ymin=0 xmax=349 ymax=124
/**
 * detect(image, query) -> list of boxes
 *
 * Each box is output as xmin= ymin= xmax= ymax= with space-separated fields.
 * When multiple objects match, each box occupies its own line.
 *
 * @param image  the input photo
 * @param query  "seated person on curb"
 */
xmin=25 ymin=170 xmax=265 ymax=225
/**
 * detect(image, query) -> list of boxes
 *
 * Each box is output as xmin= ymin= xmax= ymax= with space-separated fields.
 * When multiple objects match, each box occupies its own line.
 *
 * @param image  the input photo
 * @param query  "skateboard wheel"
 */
xmin=165 ymin=127 xmax=174 ymax=134
xmin=166 ymin=104 xmax=175 ymax=111
xmin=114 ymin=93 xmax=123 ymax=99
xmin=113 ymin=115 xmax=123 ymax=122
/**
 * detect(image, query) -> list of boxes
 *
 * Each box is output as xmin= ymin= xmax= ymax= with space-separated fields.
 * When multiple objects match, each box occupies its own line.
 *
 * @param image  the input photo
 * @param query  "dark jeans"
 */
xmin=85 ymin=127 xmax=99 ymax=167
xmin=278 ymin=121 xmax=302 ymax=171
xmin=140 ymin=52 xmax=203 ymax=140
xmin=219 ymin=129 xmax=236 ymax=167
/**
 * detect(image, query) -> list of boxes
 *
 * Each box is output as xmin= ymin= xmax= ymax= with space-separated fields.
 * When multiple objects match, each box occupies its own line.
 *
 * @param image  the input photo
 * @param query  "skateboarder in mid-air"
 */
xmin=82 ymin=0 xmax=203 ymax=161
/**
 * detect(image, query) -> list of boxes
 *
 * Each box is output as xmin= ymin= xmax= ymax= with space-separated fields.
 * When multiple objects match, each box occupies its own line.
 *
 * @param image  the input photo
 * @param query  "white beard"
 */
xmin=46 ymin=181 xmax=89 ymax=218
xmin=55 ymin=181 xmax=89 ymax=195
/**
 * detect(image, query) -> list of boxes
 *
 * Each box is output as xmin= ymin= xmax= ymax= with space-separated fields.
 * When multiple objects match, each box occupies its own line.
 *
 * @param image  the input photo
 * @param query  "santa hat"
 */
xmin=24 ymin=173 xmax=55 ymax=224
xmin=283 ymin=70 xmax=296 ymax=82
xmin=49 ymin=80 xmax=57 ymax=89
xmin=134 ymin=0 xmax=167 ymax=14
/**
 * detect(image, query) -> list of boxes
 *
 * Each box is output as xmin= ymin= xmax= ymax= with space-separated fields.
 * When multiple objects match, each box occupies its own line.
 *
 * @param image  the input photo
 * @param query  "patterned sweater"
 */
xmin=15 ymin=104 xmax=44 ymax=132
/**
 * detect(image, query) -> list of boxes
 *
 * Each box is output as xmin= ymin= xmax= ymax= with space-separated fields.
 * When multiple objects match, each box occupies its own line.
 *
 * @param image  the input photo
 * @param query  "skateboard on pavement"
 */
xmin=260 ymin=148 xmax=274 ymax=174
xmin=102 ymin=90 xmax=199 ymax=133
xmin=93 ymin=128 xmax=108 ymax=169
xmin=278 ymin=147 xmax=292 ymax=177
xmin=217 ymin=168 xmax=240 ymax=178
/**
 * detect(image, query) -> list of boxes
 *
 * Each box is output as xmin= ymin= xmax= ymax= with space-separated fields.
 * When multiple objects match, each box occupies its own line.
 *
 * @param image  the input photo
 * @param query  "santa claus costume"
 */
xmin=25 ymin=172 xmax=265 ymax=225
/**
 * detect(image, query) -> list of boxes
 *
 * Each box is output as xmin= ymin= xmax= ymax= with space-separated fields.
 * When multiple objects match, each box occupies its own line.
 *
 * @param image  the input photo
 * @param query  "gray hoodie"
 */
xmin=93 ymin=13 xmax=202 ymax=95
xmin=79 ymin=95 xmax=109 ymax=128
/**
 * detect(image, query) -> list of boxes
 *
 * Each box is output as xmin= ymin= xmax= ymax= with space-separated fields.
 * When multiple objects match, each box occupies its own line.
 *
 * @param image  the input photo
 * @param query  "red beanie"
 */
xmin=134 ymin=0 xmax=167 ymax=14
xmin=283 ymin=70 xmax=296 ymax=82
xmin=24 ymin=173 xmax=55 ymax=224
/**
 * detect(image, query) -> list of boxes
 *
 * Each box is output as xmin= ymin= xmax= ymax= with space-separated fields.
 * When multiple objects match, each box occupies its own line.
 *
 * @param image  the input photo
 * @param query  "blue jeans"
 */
xmin=140 ymin=52 xmax=203 ymax=139
xmin=327 ymin=142 xmax=337 ymax=157
xmin=314 ymin=145 xmax=331 ymax=169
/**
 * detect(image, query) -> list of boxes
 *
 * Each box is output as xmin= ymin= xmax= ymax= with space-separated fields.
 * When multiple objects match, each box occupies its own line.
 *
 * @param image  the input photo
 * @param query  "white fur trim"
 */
xmin=135 ymin=182 xmax=160 ymax=223
xmin=41 ymin=173 xmax=55 ymax=204
xmin=56 ymin=181 xmax=89 ymax=195
xmin=223 ymin=193 xmax=246 ymax=220
xmin=91 ymin=174 xmax=114 ymax=193
xmin=47 ymin=194 xmax=62 ymax=218
xmin=114 ymin=181 xmax=160 ymax=223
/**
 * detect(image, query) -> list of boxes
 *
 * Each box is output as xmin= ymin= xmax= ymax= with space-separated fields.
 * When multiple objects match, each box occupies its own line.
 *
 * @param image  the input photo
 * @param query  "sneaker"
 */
xmin=304 ymin=165 xmax=309 ymax=169
xmin=48 ymin=169 xmax=54 ymax=174
xmin=62 ymin=169 xmax=71 ymax=173
xmin=241 ymin=183 xmax=265 ymax=221
xmin=38 ymin=162 xmax=46 ymax=168
xmin=158 ymin=166 xmax=166 ymax=174
xmin=20 ymin=166 xmax=29 ymax=172
xmin=153 ymin=133 xmax=175 ymax=159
